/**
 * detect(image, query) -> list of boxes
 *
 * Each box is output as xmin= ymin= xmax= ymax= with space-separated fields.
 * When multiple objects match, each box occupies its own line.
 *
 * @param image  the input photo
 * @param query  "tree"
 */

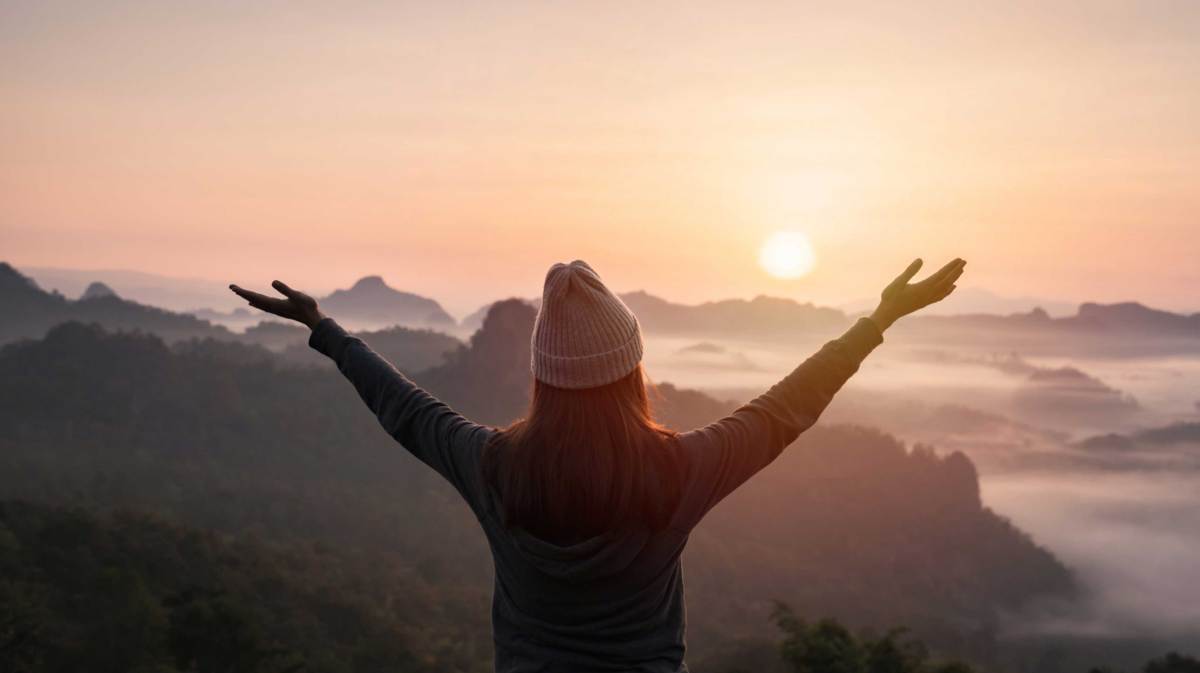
xmin=772 ymin=603 xmax=865 ymax=673
xmin=770 ymin=603 xmax=978 ymax=673
xmin=1144 ymin=652 xmax=1200 ymax=673
xmin=166 ymin=590 xmax=302 ymax=673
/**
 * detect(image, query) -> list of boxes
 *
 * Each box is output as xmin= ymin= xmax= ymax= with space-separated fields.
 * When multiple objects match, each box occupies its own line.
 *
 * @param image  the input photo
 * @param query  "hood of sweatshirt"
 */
xmin=502 ymin=521 xmax=655 ymax=584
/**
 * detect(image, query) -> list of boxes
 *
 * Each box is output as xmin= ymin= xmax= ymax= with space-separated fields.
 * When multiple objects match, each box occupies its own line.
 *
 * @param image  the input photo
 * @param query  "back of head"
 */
xmin=529 ymin=260 xmax=644 ymax=390
xmin=484 ymin=260 xmax=682 ymax=543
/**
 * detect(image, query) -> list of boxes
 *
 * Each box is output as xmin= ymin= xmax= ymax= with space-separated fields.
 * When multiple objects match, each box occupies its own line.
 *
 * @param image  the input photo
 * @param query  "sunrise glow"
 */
xmin=759 ymin=231 xmax=817 ymax=280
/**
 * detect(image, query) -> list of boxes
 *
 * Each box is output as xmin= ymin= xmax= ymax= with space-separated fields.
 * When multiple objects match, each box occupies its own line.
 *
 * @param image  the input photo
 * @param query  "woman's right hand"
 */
xmin=869 ymin=258 xmax=965 ymax=332
xmin=229 ymin=280 xmax=326 ymax=329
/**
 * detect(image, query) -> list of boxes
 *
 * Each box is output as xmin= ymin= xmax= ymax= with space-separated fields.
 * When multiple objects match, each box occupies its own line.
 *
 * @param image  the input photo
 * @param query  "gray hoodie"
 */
xmin=309 ymin=316 xmax=882 ymax=672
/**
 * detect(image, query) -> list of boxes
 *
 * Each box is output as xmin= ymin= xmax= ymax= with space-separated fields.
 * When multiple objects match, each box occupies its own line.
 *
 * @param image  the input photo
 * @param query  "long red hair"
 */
xmin=482 ymin=364 xmax=684 ymax=544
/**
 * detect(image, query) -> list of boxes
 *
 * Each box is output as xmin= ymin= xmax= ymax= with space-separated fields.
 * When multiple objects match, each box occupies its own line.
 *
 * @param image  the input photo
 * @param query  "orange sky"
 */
xmin=2 ymin=1 xmax=1198 ymax=315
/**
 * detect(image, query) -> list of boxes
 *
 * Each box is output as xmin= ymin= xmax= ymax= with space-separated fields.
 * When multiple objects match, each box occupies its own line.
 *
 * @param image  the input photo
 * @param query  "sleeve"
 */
xmin=671 ymin=317 xmax=883 ymax=531
xmin=308 ymin=317 xmax=491 ymax=510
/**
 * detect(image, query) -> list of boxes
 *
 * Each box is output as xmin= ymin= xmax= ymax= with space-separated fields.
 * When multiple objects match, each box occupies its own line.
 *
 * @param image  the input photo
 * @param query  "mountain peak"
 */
xmin=321 ymin=276 xmax=456 ymax=327
xmin=81 ymin=281 xmax=118 ymax=300
xmin=350 ymin=275 xmax=389 ymax=291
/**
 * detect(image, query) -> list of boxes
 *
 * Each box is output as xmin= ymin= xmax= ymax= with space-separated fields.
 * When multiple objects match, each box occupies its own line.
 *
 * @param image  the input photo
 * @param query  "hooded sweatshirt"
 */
xmin=308 ymin=316 xmax=883 ymax=672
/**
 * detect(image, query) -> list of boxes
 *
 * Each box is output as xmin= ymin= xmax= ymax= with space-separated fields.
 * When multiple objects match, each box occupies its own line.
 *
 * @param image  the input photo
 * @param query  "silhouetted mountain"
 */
xmin=459 ymin=297 xmax=535 ymax=334
xmin=305 ymin=294 xmax=1200 ymax=355
xmin=1078 ymin=422 xmax=1200 ymax=452
xmin=0 ymin=262 xmax=234 ymax=345
xmin=319 ymin=275 xmax=456 ymax=329
xmin=1137 ymin=421 xmax=1200 ymax=445
xmin=418 ymin=299 xmax=536 ymax=424
xmin=678 ymin=341 xmax=727 ymax=354
xmin=912 ymin=304 xmax=1184 ymax=333
xmin=1077 ymin=432 xmax=1139 ymax=452
xmin=14 ymin=261 xmax=1200 ymax=354
xmin=1 ymin=261 xmax=65 ymax=309
xmin=1014 ymin=365 xmax=1140 ymax=424
xmin=461 ymin=291 xmax=849 ymax=340
xmin=80 ymin=281 xmax=117 ymax=300
xmin=24 ymin=265 xmax=238 ymax=313
xmin=620 ymin=290 xmax=850 ymax=338
xmin=186 ymin=275 xmax=456 ymax=332
xmin=669 ymin=342 xmax=760 ymax=372
xmin=904 ymin=302 xmax=1200 ymax=355
xmin=0 ymin=263 xmax=461 ymax=375
xmin=1070 ymin=302 xmax=1200 ymax=334
xmin=0 ymin=303 xmax=1075 ymax=668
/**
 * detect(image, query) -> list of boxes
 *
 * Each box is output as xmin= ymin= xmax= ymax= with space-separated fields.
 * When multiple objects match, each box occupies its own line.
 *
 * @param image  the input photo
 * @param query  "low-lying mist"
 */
xmin=642 ymin=331 xmax=1200 ymax=647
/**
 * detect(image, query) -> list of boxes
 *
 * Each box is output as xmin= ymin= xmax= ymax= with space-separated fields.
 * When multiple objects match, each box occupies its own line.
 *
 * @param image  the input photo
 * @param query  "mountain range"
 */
xmin=0 ymin=262 xmax=235 ymax=346
xmin=6 ymin=261 xmax=1200 ymax=354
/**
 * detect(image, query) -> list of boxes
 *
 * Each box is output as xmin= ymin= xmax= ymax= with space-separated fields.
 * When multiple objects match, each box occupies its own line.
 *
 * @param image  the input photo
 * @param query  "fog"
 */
xmin=643 ymin=331 xmax=1200 ymax=643
xmin=985 ymin=469 xmax=1200 ymax=639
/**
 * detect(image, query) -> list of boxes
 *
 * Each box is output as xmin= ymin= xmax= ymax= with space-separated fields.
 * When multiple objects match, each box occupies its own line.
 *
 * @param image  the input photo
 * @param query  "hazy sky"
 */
xmin=2 ymin=1 xmax=1198 ymax=315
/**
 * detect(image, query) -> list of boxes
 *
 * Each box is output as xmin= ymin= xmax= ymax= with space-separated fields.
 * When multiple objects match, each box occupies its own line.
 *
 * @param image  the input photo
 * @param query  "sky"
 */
xmin=2 ymin=1 xmax=1198 ymax=316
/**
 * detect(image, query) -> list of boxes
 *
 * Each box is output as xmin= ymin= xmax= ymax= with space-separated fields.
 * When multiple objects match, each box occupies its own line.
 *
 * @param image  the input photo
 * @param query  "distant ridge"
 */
xmin=7 ymin=261 xmax=1200 ymax=352
xmin=460 ymin=291 xmax=849 ymax=338
xmin=185 ymin=275 xmax=459 ymax=332
xmin=24 ymin=265 xmax=235 ymax=313
xmin=1072 ymin=301 xmax=1200 ymax=333
xmin=1078 ymin=421 xmax=1200 ymax=451
xmin=459 ymin=290 xmax=1200 ymax=349
xmin=620 ymin=290 xmax=849 ymax=337
xmin=0 ymin=262 xmax=233 ymax=345
xmin=913 ymin=301 xmax=1200 ymax=333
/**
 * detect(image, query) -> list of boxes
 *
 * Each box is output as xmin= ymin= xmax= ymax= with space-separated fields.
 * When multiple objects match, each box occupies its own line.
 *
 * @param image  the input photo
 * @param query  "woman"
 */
xmin=231 ymin=256 xmax=964 ymax=672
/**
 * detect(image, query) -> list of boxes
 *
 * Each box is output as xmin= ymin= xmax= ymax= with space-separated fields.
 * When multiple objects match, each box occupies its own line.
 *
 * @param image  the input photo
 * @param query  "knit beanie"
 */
xmin=531 ymin=260 xmax=644 ymax=389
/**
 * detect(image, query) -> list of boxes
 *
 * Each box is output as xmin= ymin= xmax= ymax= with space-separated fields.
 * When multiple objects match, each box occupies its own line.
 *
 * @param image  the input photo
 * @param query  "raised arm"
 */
xmin=229 ymin=280 xmax=490 ymax=506
xmin=671 ymin=257 xmax=965 ymax=529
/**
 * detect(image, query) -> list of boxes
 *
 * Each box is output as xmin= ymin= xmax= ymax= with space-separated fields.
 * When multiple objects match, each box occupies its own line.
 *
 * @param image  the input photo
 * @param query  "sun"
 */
xmin=759 ymin=230 xmax=816 ymax=279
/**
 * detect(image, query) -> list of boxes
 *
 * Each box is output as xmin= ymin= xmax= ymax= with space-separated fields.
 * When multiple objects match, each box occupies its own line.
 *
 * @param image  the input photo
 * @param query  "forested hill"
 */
xmin=0 ymin=298 xmax=1073 ymax=669
xmin=0 ymin=500 xmax=472 ymax=673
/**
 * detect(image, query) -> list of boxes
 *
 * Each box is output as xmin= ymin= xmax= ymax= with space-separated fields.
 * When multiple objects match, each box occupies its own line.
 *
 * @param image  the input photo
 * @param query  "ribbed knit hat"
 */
xmin=531 ymin=260 xmax=644 ymax=389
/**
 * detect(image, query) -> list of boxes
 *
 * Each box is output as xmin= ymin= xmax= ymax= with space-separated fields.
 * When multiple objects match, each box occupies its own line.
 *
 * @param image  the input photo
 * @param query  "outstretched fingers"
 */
xmin=926 ymin=258 xmax=965 ymax=285
xmin=230 ymin=284 xmax=287 ymax=313
xmin=926 ymin=260 xmax=965 ymax=304
xmin=230 ymin=284 xmax=272 ymax=305
xmin=945 ymin=261 xmax=965 ymax=285
xmin=918 ymin=259 xmax=965 ymax=292
xmin=271 ymin=280 xmax=301 ymax=300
